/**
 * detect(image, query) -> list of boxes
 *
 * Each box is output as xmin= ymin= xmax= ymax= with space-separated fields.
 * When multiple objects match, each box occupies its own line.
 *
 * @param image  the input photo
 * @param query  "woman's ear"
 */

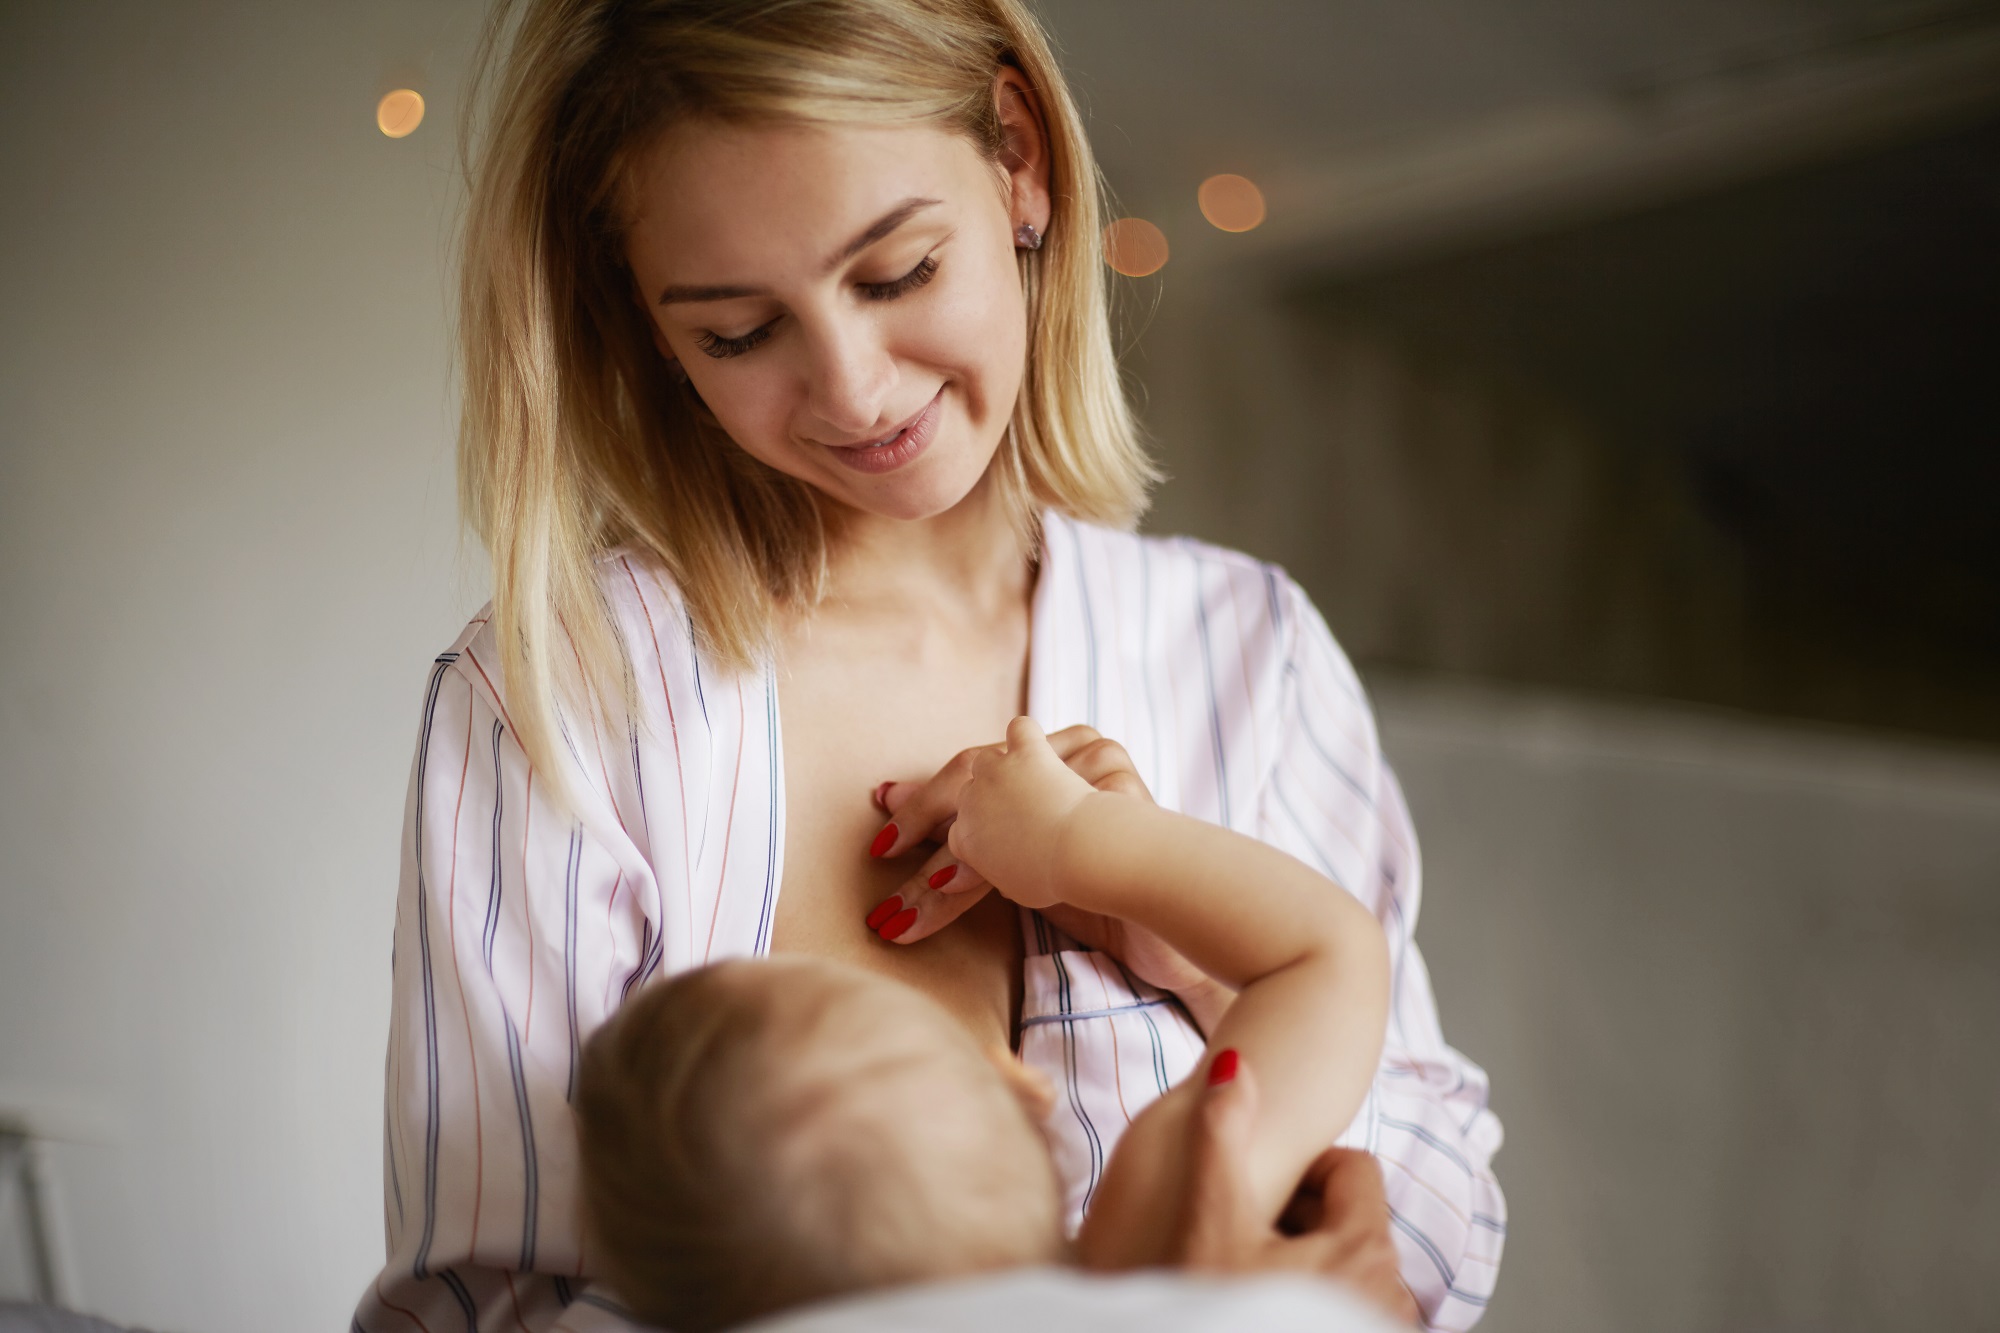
xmin=984 ymin=1043 xmax=1057 ymax=1123
xmin=993 ymin=66 xmax=1052 ymax=238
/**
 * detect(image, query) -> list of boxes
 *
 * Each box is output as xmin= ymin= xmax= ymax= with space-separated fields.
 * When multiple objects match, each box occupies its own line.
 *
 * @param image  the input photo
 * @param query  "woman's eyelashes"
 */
xmin=857 ymin=253 xmax=939 ymax=302
xmin=690 ymin=254 xmax=942 ymax=360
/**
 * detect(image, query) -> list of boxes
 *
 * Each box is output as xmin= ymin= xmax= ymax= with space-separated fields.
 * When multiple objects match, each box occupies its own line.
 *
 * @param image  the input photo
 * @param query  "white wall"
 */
xmin=0 ymin=2 xmax=486 ymax=1327
xmin=1378 ymin=680 xmax=2000 ymax=1332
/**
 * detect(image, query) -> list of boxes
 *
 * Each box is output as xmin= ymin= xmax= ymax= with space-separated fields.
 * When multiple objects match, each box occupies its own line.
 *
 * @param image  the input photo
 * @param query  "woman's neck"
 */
xmin=816 ymin=473 xmax=1034 ymax=626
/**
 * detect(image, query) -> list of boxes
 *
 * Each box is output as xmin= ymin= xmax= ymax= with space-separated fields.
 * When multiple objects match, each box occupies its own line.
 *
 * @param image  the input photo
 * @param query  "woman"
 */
xmin=358 ymin=1 xmax=1505 ymax=1329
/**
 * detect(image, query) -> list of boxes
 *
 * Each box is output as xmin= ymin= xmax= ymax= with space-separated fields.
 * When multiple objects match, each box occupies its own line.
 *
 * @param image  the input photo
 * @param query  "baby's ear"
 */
xmin=984 ymin=1044 xmax=1056 ymax=1123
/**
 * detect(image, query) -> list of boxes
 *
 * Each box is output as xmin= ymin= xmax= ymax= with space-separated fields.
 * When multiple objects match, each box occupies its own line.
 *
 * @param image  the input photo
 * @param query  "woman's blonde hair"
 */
xmin=458 ymin=0 xmax=1153 ymax=784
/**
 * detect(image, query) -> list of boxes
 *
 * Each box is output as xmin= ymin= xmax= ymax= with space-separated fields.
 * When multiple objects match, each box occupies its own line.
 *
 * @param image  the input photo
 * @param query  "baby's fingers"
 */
xmin=864 ymin=849 xmax=993 ymax=945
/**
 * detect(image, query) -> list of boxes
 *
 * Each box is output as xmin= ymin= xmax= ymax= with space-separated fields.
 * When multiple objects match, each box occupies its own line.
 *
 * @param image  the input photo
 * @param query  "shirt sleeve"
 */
xmin=355 ymin=647 xmax=664 ymax=1333
xmin=1253 ymin=577 xmax=1507 ymax=1332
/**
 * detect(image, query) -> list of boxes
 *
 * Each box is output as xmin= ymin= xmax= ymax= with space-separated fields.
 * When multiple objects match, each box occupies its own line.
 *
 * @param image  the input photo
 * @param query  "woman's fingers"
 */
xmin=866 ymin=724 xmax=1107 ymax=859
xmin=863 ymin=846 xmax=994 ymax=945
xmin=865 ymin=744 xmax=991 ymax=858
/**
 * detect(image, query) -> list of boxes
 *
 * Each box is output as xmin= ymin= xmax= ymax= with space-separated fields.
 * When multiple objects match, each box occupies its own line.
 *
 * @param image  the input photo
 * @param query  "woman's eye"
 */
xmin=858 ymin=255 xmax=939 ymax=302
xmin=693 ymin=323 xmax=774 ymax=360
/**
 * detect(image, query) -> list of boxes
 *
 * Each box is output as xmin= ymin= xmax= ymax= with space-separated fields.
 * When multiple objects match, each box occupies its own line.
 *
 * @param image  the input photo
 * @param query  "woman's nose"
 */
xmin=803 ymin=316 xmax=896 ymax=438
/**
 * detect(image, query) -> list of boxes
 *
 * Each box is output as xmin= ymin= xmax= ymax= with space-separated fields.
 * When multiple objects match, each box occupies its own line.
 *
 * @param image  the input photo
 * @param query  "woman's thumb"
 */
xmin=1174 ymin=1049 xmax=1261 ymax=1269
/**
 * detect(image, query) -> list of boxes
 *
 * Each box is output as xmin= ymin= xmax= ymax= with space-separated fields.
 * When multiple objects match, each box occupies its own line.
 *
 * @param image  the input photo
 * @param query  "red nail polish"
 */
xmin=872 ymin=781 xmax=893 ymax=812
xmin=865 ymin=896 xmax=903 ymax=931
xmin=1206 ymin=1048 xmax=1240 ymax=1086
xmin=928 ymin=864 xmax=958 ymax=890
xmin=877 ymin=907 xmax=919 ymax=941
xmin=869 ymin=824 xmax=898 ymax=858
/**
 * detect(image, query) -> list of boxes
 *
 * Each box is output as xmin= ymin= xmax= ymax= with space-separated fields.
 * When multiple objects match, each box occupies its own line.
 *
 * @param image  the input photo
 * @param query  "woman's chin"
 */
xmin=824 ymin=447 xmax=1003 ymax=526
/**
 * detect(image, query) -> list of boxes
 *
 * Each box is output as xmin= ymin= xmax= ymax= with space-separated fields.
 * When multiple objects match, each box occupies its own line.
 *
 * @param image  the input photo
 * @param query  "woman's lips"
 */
xmin=826 ymin=389 xmax=943 ymax=475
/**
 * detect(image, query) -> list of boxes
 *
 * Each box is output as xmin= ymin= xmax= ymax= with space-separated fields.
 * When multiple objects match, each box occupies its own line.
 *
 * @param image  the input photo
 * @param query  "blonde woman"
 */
xmin=359 ymin=1 xmax=1505 ymax=1329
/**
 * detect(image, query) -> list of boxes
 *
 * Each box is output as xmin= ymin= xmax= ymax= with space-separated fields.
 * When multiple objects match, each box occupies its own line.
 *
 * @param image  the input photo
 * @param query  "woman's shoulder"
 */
xmin=426 ymin=548 xmax=708 ymax=718
xmin=1046 ymin=511 xmax=1327 ymax=659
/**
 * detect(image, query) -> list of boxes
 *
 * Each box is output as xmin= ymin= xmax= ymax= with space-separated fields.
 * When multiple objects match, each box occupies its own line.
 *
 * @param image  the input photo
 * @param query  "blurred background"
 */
xmin=1 ymin=2 xmax=1996 ymax=1330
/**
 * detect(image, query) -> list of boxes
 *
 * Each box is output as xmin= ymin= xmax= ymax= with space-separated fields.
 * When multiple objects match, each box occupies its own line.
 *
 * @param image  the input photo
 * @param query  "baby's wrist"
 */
xmin=1043 ymin=788 xmax=1138 ymax=910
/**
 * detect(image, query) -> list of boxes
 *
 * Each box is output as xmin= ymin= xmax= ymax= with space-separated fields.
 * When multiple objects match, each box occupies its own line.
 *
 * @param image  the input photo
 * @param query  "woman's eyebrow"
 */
xmin=654 ymin=196 xmax=943 ymax=307
xmin=825 ymin=196 xmax=942 ymax=271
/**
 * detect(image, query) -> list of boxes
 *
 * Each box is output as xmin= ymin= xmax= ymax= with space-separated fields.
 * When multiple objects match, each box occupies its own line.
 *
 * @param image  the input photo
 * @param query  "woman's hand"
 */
xmin=862 ymin=722 xmax=1225 ymax=1019
xmin=1175 ymin=1055 xmax=1418 ymax=1325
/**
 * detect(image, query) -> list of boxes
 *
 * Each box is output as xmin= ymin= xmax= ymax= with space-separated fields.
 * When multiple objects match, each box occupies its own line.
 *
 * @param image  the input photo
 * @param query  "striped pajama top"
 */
xmin=356 ymin=510 xmax=1507 ymax=1333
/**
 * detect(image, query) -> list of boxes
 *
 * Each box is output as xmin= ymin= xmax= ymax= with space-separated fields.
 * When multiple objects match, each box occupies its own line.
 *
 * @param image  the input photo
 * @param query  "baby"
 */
xmin=576 ymin=718 xmax=1391 ymax=1331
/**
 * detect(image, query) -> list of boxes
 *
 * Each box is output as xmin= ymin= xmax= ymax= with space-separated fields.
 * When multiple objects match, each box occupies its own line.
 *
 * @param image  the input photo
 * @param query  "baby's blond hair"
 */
xmin=577 ymin=957 xmax=1061 ymax=1331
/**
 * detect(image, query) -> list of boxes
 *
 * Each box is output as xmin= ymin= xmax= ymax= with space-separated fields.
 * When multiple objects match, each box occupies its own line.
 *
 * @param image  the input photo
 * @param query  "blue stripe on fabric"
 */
xmin=1106 ymin=955 xmax=1175 ymax=1093
xmin=1019 ymin=998 xmax=1175 ymax=1028
xmin=437 ymin=1266 xmax=478 ymax=1331
xmin=576 ymin=1292 xmax=635 ymax=1316
xmin=618 ymin=920 xmax=653 ymax=1006
xmin=502 ymin=1009 xmax=539 ymax=1272
xmin=482 ymin=721 xmax=505 ymax=969
xmin=1189 ymin=554 xmax=1231 ymax=822
xmin=563 ymin=827 xmax=582 ymax=1102
xmin=1049 ymin=949 xmax=1105 ymax=1214
xmin=554 ymin=1276 xmax=575 ymax=1306
xmin=411 ymin=661 xmax=450 ymax=1280
xmin=1136 ymin=1006 xmax=1172 ymax=1095
xmin=755 ymin=670 xmax=780 ymax=954
xmin=385 ymin=1100 xmax=403 ymax=1228
xmin=686 ymin=615 xmax=711 ymax=734
xmin=1137 ymin=540 xmax=1165 ymax=799
xmin=1282 ymin=664 xmax=1376 ymax=807
xmin=1471 ymin=1213 xmax=1508 ymax=1235
xmin=1388 ymin=1209 xmax=1460 ymax=1298
xmin=1272 ymin=779 xmax=1341 ymax=881
xmin=1379 ymin=1114 xmax=1474 ymax=1177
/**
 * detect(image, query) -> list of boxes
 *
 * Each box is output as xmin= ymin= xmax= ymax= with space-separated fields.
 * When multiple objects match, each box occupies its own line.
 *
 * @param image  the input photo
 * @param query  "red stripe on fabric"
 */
xmin=563 ymin=623 xmax=633 ymax=836
xmin=602 ymin=870 xmax=626 ymax=1012
xmin=372 ymin=1276 xmax=436 ymax=1333
xmin=461 ymin=646 xmax=522 ymax=740
xmin=445 ymin=681 xmax=487 ymax=1253
xmin=1378 ymin=1149 xmax=1473 ymax=1227
xmin=623 ymin=558 xmax=696 ymax=963
xmin=502 ymin=1270 xmax=534 ymax=1333
xmin=702 ymin=687 xmax=748 ymax=964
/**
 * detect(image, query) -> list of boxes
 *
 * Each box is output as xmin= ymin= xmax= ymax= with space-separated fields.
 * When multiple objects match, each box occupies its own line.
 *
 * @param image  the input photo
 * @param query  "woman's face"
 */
xmin=622 ymin=91 xmax=1048 ymax=525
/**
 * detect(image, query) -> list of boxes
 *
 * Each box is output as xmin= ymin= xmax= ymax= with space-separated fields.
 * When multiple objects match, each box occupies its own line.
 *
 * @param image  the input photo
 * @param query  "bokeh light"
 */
xmin=376 ymin=89 xmax=425 ymax=139
xmin=1103 ymin=218 xmax=1169 ymax=277
xmin=1198 ymin=174 xmax=1267 ymax=232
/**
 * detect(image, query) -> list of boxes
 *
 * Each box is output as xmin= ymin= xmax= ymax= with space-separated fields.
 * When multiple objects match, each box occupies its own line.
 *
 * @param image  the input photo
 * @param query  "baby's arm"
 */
xmin=950 ymin=718 xmax=1391 ymax=1268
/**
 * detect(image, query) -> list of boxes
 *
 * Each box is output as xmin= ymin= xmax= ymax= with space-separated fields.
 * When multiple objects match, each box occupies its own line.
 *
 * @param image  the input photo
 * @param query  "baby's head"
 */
xmin=577 ymin=955 xmax=1063 ymax=1331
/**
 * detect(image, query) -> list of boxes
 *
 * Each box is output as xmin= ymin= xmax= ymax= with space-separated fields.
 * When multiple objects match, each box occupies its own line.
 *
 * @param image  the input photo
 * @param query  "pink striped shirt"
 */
xmin=356 ymin=511 xmax=1506 ymax=1333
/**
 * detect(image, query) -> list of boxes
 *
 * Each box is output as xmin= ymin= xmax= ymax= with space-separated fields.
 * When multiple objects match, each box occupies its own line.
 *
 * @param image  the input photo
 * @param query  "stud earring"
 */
xmin=1014 ymin=222 xmax=1043 ymax=251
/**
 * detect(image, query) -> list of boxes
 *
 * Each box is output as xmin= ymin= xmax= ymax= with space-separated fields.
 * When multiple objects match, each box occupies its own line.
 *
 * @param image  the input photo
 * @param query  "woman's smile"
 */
xmin=822 ymin=386 xmax=946 ymax=474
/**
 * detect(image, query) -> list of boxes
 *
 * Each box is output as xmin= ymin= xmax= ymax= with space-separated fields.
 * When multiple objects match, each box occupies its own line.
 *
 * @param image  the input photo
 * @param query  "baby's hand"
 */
xmin=949 ymin=716 xmax=1098 ymax=908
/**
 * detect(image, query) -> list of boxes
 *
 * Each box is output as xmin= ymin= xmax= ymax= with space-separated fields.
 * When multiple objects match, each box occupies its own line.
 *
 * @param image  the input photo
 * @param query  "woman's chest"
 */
xmin=769 ymin=620 xmax=1029 ymax=1050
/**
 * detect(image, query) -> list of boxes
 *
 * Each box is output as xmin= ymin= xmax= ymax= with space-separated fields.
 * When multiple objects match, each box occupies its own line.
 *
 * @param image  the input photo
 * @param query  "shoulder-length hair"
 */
xmin=458 ymin=0 xmax=1153 ymax=787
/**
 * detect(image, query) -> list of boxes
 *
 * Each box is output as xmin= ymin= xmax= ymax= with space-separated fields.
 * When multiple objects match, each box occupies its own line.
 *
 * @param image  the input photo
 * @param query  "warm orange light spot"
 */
xmin=1198 ymin=175 xmax=1266 ymax=232
xmin=377 ymin=89 xmax=425 ymax=139
xmin=1103 ymin=218 xmax=1169 ymax=277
